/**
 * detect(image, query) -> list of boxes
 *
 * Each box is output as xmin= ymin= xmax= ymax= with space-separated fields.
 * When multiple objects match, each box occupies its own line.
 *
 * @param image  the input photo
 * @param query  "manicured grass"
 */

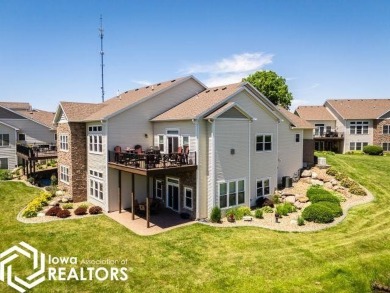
xmin=1 ymin=154 xmax=390 ymax=292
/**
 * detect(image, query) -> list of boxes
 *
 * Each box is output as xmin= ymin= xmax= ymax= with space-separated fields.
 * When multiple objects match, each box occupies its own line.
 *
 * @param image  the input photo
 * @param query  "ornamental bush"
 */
xmin=309 ymin=193 xmax=340 ymax=204
xmin=276 ymin=202 xmax=296 ymax=216
xmin=89 ymin=206 xmax=103 ymax=215
xmin=62 ymin=203 xmax=73 ymax=209
xmin=307 ymin=186 xmax=336 ymax=198
xmin=326 ymin=167 xmax=338 ymax=176
xmin=302 ymin=203 xmax=335 ymax=223
xmin=210 ymin=207 xmax=221 ymax=223
xmin=45 ymin=206 xmax=62 ymax=216
xmin=0 ymin=170 xmax=13 ymax=180
xmin=340 ymin=178 xmax=355 ymax=188
xmin=363 ymin=145 xmax=383 ymax=156
xmin=235 ymin=206 xmax=252 ymax=220
xmin=297 ymin=216 xmax=305 ymax=226
xmin=335 ymin=173 xmax=347 ymax=181
xmin=254 ymin=208 xmax=263 ymax=219
xmin=316 ymin=201 xmax=343 ymax=217
xmin=56 ymin=209 xmax=71 ymax=218
xmin=74 ymin=206 xmax=88 ymax=215
xmin=349 ymin=184 xmax=367 ymax=196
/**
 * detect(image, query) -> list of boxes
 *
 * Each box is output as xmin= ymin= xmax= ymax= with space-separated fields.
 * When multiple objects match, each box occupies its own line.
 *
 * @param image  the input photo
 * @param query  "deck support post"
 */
xmin=146 ymin=197 xmax=150 ymax=228
xmin=131 ymin=173 xmax=135 ymax=220
xmin=118 ymin=170 xmax=122 ymax=213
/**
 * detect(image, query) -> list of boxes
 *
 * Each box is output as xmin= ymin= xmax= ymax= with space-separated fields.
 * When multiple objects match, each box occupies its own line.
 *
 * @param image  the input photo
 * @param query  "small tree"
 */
xmin=243 ymin=70 xmax=293 ymax=109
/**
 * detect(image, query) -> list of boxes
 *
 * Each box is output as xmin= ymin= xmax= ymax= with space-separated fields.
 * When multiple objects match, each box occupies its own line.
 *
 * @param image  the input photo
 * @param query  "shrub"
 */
xmin=276 ymin=202 xmax=296 ymax=216
xmin=363 ymin=145 xmax=383 ymax=156
xmin=74 ymin=206 xmax=88 ymax=215
xmin=297 ymin=216 xmax=305 ymax=226
xmin=255 ymin=197 xmax=274 ymax=208
xmin=210 ymin=207 xmax=222 ymax=223
xmin=89 ymin=206 xmax=103 ymax=215
xmin=340 ymin=178 xmax=355 ymax=188
xmin=45 ymin=206 xmax=62 ymax=216
xmin=261 ymin=206 xmax=274 ymax=213
xmin=316 ymin=202 xmax=343 ymax=217
xmin=78 ymin=203 xmax=89 ymax=209
xmin=302 ymin=203 xmax=335 ymax=223
xmin=349 ymin=184 xmax=367 ymax=196
xmin=0 ymin=170 xmax=13 ymax=180
xmin=309 ymin=193 xmax=340 ymax=204
xmin=57 ymin=209 xmax=71 ymax=218
xmin=307 ymin=186 xmax=337 ymax=199
xmin=326 ymin=167 xmax=338 ymax=176
xmin=22 ymin=192 xmax=51 ymax=218
xmin=335 ymin=173 xmax=347 ymax=181
xmin=254 ymin=208 xmax=263 ymax=219
xmin=272 ymin=194 xmax=281 ymax=204
xmin=225 ymin=208 xmax=236 ymax=218
xmin=235 ymin=206 xmax=251 ymax=220
xmin=62 ymin=203 xmax=73 ymax=209
xmin=50 ymin=174 xmax=58 ymax=186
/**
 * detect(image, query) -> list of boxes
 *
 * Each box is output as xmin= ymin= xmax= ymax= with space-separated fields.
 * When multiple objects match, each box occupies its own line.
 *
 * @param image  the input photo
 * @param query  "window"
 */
xmin=89 ymin=170 xmax=103 ymax=201
xmin=383 ymin=125 xmax=390 ymax=134
xmin=295 ymin=134 xmax=300 ymax=143
xmin=88 ymin=135 xmax=103 ymax=153
xmin=383 ymin=143 xmax=390 ymax=151
xmin=256 ymin=134 xmax=272 ymax=152
xmin=256 ymin=179 xmax=270 ymax=197
xmin=0 ymin=158 xmax=8 ymax=169
xmin=59 ymin=135 xmax=68 ymax=151
xmin=0 ymin=134 xmax=10 ymax=147
xmin=166 ymin=129 xmax=179 ymax=135
xmin=219 ymin=179 xmax=245 ymax=208
xmin=184 ymin=187 xmax=193 ymax=210
xmin=350 ymin=121 xmax=368 ymax=135
xmin=350 ymin=142 xmax=368 ymax=151
xmin=88 ymin=126 xmax=102 ymax=132
xmin=158 ymin=135 xmax=164 ymax=152
xmin=18 ymin=133 xmax=26 ymax=141
xmin=156 ymin=180 xmax=163 ymax=199
xmin=314 ymin=124 xmax=325 ymax=136
xmin=60 ymin=165 xmax=69 ymax=183
xmin=182 ymin=135 xmax=189 ymax=147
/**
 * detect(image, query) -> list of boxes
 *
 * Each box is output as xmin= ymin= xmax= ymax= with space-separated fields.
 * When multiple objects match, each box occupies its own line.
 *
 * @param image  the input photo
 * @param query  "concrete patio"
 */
xmin=106 ymin=208 xmax=195 ymax=236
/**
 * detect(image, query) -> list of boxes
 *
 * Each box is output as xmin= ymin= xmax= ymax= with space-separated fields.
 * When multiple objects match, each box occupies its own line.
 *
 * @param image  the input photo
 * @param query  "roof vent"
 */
xmin=135 ymin=88 xmax=139 ymax=91
xmin=157 ymin=83 xmax=161 ymax=86
xmin=171 ymin=79 xmax=176 ymax=82
xmin=125 ymin=91 xmax=128 ymax=94
xmin=206 ymin=90 xmax=210 ymax=93
xmin=222 ymin=87 xmax=227 ymax=90
xmin=214 ymin=89 xmax=218 ymax=92
xmin=146 ymin=86 xmax=149 ymax=89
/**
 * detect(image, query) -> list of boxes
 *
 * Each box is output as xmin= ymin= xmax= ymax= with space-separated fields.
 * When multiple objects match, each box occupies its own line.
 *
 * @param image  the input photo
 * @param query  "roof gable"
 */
xmin=295 ymin=106 xmax=335 ymax=121
xmin=204 ymin=102 xmax=253 ymax=120
xmin=0 ymin=120 xmax=19 ymax=130
xmin=326 ymin=99 xmax=390 ymax=119
xmin=0 ymin=106 xmax=28 ymax=120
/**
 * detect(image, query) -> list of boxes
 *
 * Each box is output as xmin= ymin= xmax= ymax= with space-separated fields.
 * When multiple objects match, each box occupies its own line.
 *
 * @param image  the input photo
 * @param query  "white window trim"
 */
xmin=59 ymin=134 xmax=69 ymax=152
xmin=383 ymin=125 xmax=390 ymax=135
xmin=0 ymin=133 xmax=10 ymax=147
xmin=89 ymin=178 xmax=104 ymax=202
xmin=88 ymin=134 xmax=103 ymax=154
xmin=256 ymin=178 xmax=271 ymax=198
xmin=295 ymin=133 xmax=300 ymax=143
xmin=88 ymin=125 xmax=103 ymax=133
xmin=382 ymin=142 xmax=390 ymax=151
xmin=156 ymin=179 xmax=163 ymax=199
xmin=184 ymin=186 xmax=193 ymax=210
xmin=349 ymin=142 xmax=368 ymax=151
xmin=217 ymin=178 xmax=246 ymax=209
xmin=166 ymin=128 xmax=180 ymax=135
xmin=349 ymin=121 xmax=369 ymax=135
xmin=59 ymin=165 xmax=69 ymax=184
xmin=255 ymin=133 xmax=273 ymax=152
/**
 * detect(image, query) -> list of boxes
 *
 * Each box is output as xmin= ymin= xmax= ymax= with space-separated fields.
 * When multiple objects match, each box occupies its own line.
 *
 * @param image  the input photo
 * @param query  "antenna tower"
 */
xmin=99 ymin=15 xmax=105 ymax=102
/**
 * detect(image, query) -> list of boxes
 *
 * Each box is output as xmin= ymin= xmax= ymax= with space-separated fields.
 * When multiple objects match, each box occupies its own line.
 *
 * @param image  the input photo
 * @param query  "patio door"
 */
xmin=166 ymin=178 xmax=179 ymax=212
xmin=167 ymin=136 xmax=179 ymax=154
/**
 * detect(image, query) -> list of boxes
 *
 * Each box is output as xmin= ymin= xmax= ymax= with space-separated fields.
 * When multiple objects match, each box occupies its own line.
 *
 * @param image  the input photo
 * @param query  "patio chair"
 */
xmin=134 ymin=145 xmax=143 ymax=154
xmin=114 ymin=146 xmax=124 ymax=163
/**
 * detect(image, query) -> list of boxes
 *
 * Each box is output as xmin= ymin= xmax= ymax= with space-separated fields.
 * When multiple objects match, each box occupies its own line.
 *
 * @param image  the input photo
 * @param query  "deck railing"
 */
xmin=17 ymin=144 xmax=57 ymax=159
xmin=108 ymin=150 xmax=197 ymax=170
xmin=314 ymin=131 xmax=344 ymax=138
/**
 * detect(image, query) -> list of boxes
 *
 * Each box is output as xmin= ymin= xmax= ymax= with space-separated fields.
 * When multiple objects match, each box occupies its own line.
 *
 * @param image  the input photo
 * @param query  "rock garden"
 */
xmin=204 ymin=165 xmax=373 ymax=232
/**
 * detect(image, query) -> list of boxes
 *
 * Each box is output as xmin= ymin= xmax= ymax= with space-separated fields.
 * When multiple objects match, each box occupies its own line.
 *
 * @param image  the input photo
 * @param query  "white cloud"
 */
xmin=131 ymin=79 xmax=152 ymax=86
xmin=183 ymin=52 xmax=274 ymax=87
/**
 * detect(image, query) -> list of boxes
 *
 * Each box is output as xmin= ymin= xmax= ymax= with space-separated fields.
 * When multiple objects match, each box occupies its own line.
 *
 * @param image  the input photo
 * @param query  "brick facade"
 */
xmin=57 ymin=122 xmax=87 ymax=202
xmin=154 ymin=171 xmax=197 ymax=219
xmin=373 ymin=119 xmax=390 ymax=150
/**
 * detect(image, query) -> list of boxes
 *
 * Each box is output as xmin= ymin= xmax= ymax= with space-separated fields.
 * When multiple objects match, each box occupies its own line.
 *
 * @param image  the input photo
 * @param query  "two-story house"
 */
xmin=53 ymin=76 xmax=313 ymax=220
xmin=295 ymin=99 xmax=390 ymax=153
xmin=0 ymin=102 xmax=56 ymax=171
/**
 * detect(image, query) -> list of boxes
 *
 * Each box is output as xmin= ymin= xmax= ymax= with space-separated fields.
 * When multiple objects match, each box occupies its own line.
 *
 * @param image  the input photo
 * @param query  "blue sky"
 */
xmin=1 ymin=0 xmax=389 ymax=111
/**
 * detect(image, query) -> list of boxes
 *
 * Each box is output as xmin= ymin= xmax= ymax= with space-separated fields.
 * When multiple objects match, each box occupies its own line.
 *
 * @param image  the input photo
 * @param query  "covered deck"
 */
xmin=16 ymin=144 xmax=57 ymax=177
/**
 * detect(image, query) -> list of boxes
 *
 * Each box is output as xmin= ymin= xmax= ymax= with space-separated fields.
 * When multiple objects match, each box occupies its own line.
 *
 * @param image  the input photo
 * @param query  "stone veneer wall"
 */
xmin=154 ymin=171 xmax=197 ymax=219
xmin=57 ymin=122 xmax=87 ymax=202
xmin=373 ymin=119 xmax=390 ymax=149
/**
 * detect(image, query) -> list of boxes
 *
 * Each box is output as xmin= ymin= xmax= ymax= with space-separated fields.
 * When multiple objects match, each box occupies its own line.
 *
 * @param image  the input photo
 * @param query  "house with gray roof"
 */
xmin=295 ymin=99 xmax=390 ymax=153
xmin=53 ymin=76 xmax=313 ymax=223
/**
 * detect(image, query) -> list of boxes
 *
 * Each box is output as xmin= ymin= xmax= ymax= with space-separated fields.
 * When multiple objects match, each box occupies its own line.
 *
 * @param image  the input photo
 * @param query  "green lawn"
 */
xmin=1 ymin=154 xmax=390 ymax=292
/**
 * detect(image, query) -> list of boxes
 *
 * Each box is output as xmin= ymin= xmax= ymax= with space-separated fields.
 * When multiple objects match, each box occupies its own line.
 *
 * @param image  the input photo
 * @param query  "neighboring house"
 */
xmin=295 ymin=99 xmax=390 ymax=153
xmin=53 ymin=76 xmax=313 ymax=220
xmin=0 ymin=102 xmax=56 ymax=171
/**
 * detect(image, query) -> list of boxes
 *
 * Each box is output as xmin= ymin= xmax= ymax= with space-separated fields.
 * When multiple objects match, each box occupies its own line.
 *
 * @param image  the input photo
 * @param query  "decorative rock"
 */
xmin=301 ymin=177 xmax=312 ymax=184
xmin=294 ymin=202 xmax=305 ymax=209
xmin=311 ymin=172 xmax=318 ymax=179
xmin=331 ymin=179 xmax=339 ymax=186
xmin=296 ymin=196 xmax=309 ymax=203
xmin=285 ymin=195 xmax=296 ymax=203
xmin=311 ymin=179 xmax=324 ymax=186
xmin=61 ymin=197 xmax=69 ymax=203
xmin=302 ymin=202 xmax=311 ymax=209
xmin=322 ymin=176 xmax=332 ymax=183
xmin=332 ymin=185 xmax=340 ymax=191
xmin=290 ymin=219 xmax=298 ymax=225
xmin=301 ymin=170 xmax=312 ymax=177
xmin=324 ymin=182 xmax=333 ymax=189
xmin=48 ymin=200 xmax=59 ymax=206
xmin=55 ymin=190 xmax=65 ymax=196
xmin=37 ymin=212 xmax=45 ymax=217
xmin=243 ymin=216 xmax=253 ymax=221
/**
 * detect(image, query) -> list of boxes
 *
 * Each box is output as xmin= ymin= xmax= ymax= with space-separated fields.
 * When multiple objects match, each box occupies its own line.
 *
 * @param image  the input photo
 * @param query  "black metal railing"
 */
xmin=108 ymin=150 xmax=197 ymax=170
xmin=314 ymin=131 xmax=344 ymax=138
xmin=17 ymin=144 xmax=57 ymax=158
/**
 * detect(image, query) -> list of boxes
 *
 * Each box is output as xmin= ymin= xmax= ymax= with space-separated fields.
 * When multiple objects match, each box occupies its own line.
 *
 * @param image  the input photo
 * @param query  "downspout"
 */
xmin=192 ymin=119 xmax=201 ymax=220
xmin=248 ymin=119 xmax=251 ymax=207
xmin=276 ymin=118 xmax=280 ymax=191
xmin=103 ymin=119 xmax=109 ymax=212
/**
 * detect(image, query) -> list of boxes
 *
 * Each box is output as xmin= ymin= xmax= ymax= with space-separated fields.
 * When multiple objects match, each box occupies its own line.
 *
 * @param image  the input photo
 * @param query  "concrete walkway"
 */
xmin=106 ymin=209 xmax=195 ymax=236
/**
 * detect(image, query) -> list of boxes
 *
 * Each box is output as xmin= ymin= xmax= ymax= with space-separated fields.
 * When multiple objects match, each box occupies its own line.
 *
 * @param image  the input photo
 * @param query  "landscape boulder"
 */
xmin=311 ymin=179 xmax=324 ymax=186
xmin=301 ymin=170 xmax=312 ymax=178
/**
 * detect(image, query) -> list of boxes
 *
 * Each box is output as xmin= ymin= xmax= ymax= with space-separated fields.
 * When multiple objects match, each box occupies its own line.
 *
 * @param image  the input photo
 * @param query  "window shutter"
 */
xmin=189 ymin=136 xmax=197 ymax=151
xmin=154 ymin=135 xmax=159 ymax=147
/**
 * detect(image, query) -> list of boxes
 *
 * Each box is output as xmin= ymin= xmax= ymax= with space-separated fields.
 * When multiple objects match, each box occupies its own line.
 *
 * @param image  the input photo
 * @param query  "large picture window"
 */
xmin=219 ymin=179 xmax=245 ymax=208
xmin=256 ymin=178 xmax=270 ymax=197
xmin=256 ymin=134 xmax=272 ymax=152
xmin=350 ymin=121 xmax=368 ymax=135
xmin=89 ymin=135 xmax=103 ymax=153
xmin=349 ymin=142 xmax=368 ymax=151
xmin=89 ymin=170 xmax=103 ymax=201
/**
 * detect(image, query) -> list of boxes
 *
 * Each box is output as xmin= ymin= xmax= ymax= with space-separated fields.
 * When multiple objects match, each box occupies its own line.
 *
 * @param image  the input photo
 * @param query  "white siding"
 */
xmin=0 ymin=119 xmax=54 ymax=145
xmin=0 ymin=123 xmax=17 ymax=169
xmin=344 ymin=120 xmax=373 ymax=151
xmin=277 ymin=121 xmax=303 ymax=182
